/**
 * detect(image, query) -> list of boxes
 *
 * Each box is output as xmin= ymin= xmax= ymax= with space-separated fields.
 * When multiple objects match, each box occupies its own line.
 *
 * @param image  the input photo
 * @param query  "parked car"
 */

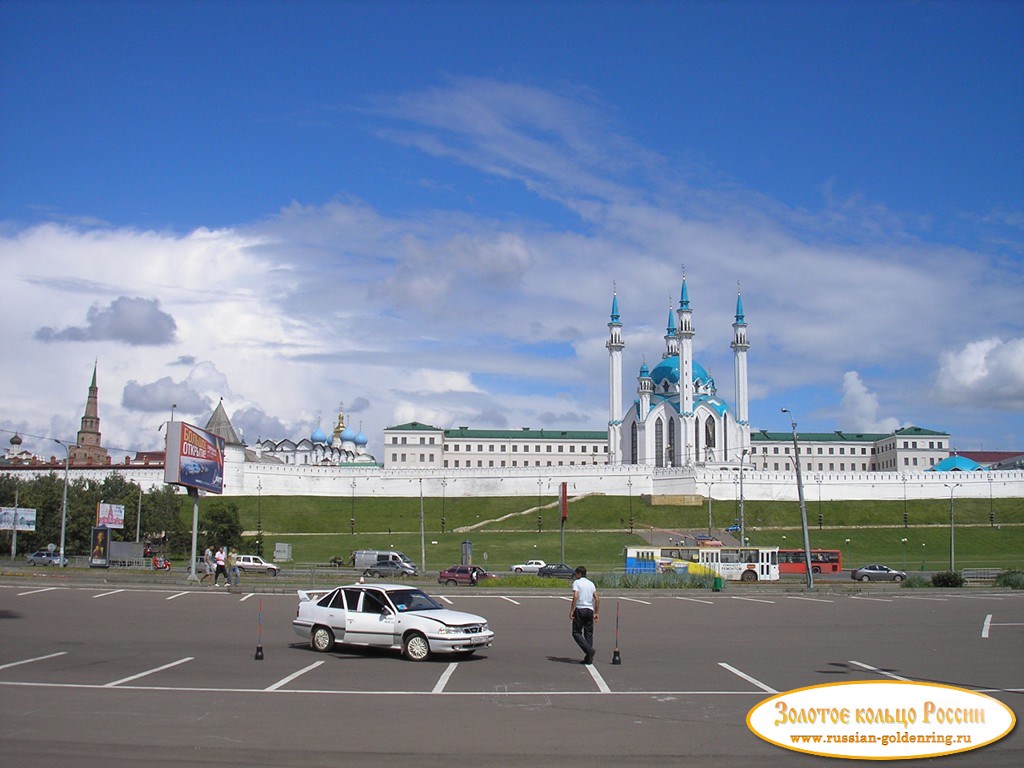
xmin=292 ymin=583 xmax=494 ymax=661
xmin=510 ymin=559 xmax=546 ymax=574
xmin=851 ymin=564 xmax=907 ymax=582
xmin=26 ymin=550 xmax=65 ymax=566
xmin=363 ymin=560 xmax=415 ymax=579
xmin=538 ymin=562 xmax=575 ymax=579
xmin=438 ymin=565 xmax=499 ymax=586
xmin=235 ymin=554 xmax=279 ymax=576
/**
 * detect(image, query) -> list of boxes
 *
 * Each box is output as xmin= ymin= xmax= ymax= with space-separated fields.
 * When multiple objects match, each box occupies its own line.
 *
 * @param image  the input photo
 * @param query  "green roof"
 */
xmin=752 ymin=425 xmax=948 ymax=443
xmin=444 ymin=427 xmax=607 ymax=440
xmin=384 ymin=421 xmax=443 ymax=432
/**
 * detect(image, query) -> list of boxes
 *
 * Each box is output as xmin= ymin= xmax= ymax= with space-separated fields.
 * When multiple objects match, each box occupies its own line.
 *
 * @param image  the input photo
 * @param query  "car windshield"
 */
xmin=387 ymin=588 xmax=443 ymax=612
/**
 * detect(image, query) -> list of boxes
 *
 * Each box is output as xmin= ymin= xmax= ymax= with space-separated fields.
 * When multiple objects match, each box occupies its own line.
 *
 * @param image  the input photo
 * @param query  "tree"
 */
xmin=200 ymin=500 xmax=243 ymax=551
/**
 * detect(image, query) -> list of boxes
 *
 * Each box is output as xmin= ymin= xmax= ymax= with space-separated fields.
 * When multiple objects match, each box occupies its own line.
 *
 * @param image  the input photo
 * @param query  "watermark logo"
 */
xmin=747 ymin=680 xmax=1015 ymax=760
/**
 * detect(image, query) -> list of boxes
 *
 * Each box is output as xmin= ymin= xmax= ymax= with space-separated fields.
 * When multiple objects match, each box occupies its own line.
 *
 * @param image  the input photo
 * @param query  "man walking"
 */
xmin=569 ymin=565 xmax=599 ymax=664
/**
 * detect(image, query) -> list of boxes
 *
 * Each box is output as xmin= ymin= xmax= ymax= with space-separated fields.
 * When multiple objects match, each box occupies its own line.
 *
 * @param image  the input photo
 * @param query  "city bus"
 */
xmin=777 ymin=549 xmax=842 ymax=574
xmin=625 ymin=545 xmax=779 ymax=582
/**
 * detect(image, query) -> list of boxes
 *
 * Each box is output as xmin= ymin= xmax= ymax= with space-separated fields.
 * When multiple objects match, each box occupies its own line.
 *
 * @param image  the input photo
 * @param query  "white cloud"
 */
xmin=934 ymin=338 xmax=1024 ymax=410
xmin=839 ymin=371 xmax=902 ymax=433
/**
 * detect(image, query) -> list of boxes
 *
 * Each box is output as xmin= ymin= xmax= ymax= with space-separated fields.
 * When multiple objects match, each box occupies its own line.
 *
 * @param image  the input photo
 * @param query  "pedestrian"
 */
xmin=229 ymin=548 xmax=240 ymax=587
xmin=200 ymin=546 xmax=214 ymax=584
xmin=569 ymin=565 xmax=599 ymax=664
xmin=214 ymin=546 xmax=228 ymax=586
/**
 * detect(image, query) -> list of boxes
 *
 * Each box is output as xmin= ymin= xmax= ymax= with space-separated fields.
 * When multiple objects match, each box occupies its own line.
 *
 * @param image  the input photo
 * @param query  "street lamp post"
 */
xmin=440 ymin=478 xmax=447 ymax=534
xmin=738 ymin=449 xmax=748 ymax=543
xmin=944 ymin=482 xmax=961 ymax=571
xmin=627 ymin=478 xmax=633 ymax=534
xmin=704 ymin=481 xmax=714 ymax=536
xmin=781 ymin=408 xmax=813 ymax=588
xmin=419 ymin=478 xmax=425 ymax=576
xmin=54 ymin=439 xmax=71 ymax=567
xmin=349 ymin=478 xmax=356 ymax=535
xmin=901 ymin=537 xmax=908 ymax=569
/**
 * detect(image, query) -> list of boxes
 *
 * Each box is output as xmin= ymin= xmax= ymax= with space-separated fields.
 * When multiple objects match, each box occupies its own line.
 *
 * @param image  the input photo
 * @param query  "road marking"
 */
xmin=17 ymin=587 xmax=59 ymax=596
xmin=849 ymin=596 xmax=892 ymax=602
xmin=785 ymin=595 xmax=834 ymax=603
xmin=166 ymin=592 xmax=189 ymax=600
xmin=240 ymin=593 xmax=257 ymax=602
xmin=618 ymin=597 xmax=651 ymax=605
xmin=265 ymin=661 xmax=325 ymax=691
xmin=438 ymin=596 xmax=454 ymax=605
xmin=432 ymin=663 xmax=458 ymax=693
xmin=92 ymin=589 xmax=125 ymax=599
xmin=718 ymin=663 xmax=777 ymax=693
xmin=849 ymin=660 xmax=910 ymax=681
xmin=730 ymin=596 xmax=774 ymax=604
xmin=0 ymin=652 xmax=67 ymax=671
xmin=982 ymin=614 xmax=992 ymax=638
xmin=104 ymin=657 xmax=194 ymax=687
xmin=674 ymin=596 xmax=714 ymax=604
xmin=894 ymin=595 xmax=947 ymax=602
xmin=586 ymin=664 xmax=611 ymax=693
xmin=499 ymin=596 xmax=520 ymax=604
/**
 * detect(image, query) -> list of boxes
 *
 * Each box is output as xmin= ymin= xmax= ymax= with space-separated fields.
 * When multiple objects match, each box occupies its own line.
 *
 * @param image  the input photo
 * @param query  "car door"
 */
xmin=343 ymin=587 xmax=397 ymax=647
xmin=313 ymin=588 xmax=347 ymax=643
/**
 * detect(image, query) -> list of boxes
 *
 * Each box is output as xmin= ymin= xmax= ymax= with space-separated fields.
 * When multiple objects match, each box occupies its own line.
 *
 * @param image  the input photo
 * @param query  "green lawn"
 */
xmin=184 ymin=493 xmax=1024 ymax=572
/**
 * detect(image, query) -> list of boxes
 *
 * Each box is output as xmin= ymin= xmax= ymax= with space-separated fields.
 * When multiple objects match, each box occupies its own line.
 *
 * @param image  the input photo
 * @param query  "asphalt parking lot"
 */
xmin=1 ymin=575 xmax=1021 ymax=767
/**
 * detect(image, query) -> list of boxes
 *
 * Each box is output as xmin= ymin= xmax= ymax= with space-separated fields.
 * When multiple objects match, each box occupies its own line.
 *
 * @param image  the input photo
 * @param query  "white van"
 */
xmin=351 ymin=549 xmax=418 ymax=575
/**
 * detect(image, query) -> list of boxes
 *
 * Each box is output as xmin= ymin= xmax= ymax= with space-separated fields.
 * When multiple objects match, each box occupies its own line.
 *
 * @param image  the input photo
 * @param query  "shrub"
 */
xmin=994 ymin=570 xmax=1024 ymax=590
xmin=597 ymin=571 xmax=714 ymax=590
xmin=901 ymin=574 xmax=929 ymax=589
xmin=931 ymin=571 xmax=965 ymax=588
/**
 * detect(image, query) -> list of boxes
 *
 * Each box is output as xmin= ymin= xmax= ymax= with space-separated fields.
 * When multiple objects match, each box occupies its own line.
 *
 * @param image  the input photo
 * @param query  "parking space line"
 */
xmin=982 ymin=614 xmax=992 ymax=638
xmin=437 ymin=596 xmax=454 ymax=605
xmin=265 ymin=661 xmax=325 ymax=691
xmin=785 ymin=595 xmax=833 ymax=603
xmin=674 ymin=596 xmax=714 ymax=604
xmin=104 ymin=657 xmax=194 ymax=687
xmin=618 ymin=597 xmax=651 ymax=605
xmin=0 ymin=651 xmax=67 ymax=671
xmin=586 ymin=664 xmax=611 ymax=693
xmin=718 ymin=663 xmax=777 ymax=693
xmin=849 ymin=596 xmax=892 ymax=602
xmin=17 ymin=587 xmax=60 ymax=596
xmin=894 ymin=595 xmax=947 ymax=602
xmin=730 ymin=596 xmax=774 ymax=604
xmin=166 ymin=592 xmax=189 ymax=600
xmin=432 ymin=662 xmax=458 ymax=693
xmin=849 ymin=660 xmax=910 ymax=681
xmin=240 ymin=593 xmax=257 ymax=602
xmin=92 ymin=589 xmax=125 ymax=599
xmin=499 ymin=596 xmax=520 ymax=604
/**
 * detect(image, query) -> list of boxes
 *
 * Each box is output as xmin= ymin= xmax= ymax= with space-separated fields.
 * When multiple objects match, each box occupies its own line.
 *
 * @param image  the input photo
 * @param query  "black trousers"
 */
xmin=571 ymin=608 xmax=595 ymax=658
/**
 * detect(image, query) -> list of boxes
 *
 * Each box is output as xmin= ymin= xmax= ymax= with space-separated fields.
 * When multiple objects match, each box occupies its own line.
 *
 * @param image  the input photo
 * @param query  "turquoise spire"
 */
xmin=735 ymin=284 xmax=746 ymax=324
xmin=666 ymin=304 xmax=676 ymax=334
xmin=678 ymin=273 xmax=690 ymax=310
xmin=610 ymin=287 xmax=621 ymax=324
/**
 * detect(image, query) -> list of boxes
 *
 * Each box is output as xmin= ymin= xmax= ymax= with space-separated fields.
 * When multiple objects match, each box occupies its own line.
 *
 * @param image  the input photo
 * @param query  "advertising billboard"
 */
xmin=90 ymin=526 xmax=110 ymax=568
xmin=0 ymin=507 xmax=37 ymax=531
xmin=164 ymin=422 xmax=225 ymax=494
xmin=96 ymin=502 xmax=125 ymax=529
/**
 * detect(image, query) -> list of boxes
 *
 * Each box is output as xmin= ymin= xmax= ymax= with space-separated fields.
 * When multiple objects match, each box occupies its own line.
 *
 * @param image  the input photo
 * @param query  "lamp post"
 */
xmin=944 ymin=482 xmax=961 ymax=571
xmin=920 ymin=542 xmax=926 ymax=571
xmin=349 ymin=478 xmax=356 ymax=535
xmin=781 ymin=408 xmax=813 ymax=588
xmin=54 ymin=439 xmax=71 ymax=567
xmin=901 ymin=473 xmax=908 ymax=528
xmin=537 ymin=477 xmax=543 ymax=532
xmin=419 ymin=478 xmax=425 ymax=575
xmin=738 ymin=449 xmax=748 ymax=544
xmin=815 ymin=475 xmax=822 ymax=529
xmin=256 ymin=479 xmax=264 ymax=555
xmin=440 ymin=478 xmax=447 ymax=534
xmin=9 ymin=433 xmax=22 ymax=559
xmin=704 ymin=481 xmax=714 ymax=536
xmin=901 ymin=537 xmax=908 ymax=569
xmin=627 ymin=478 xmax=634 ymax=534
xmin=988 ymin=475 xmax=994 ymax=527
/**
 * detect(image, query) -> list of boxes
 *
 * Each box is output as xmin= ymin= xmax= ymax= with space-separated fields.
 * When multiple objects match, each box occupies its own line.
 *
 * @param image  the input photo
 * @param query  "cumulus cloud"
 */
xmin=839 ymin=371 xmax=902 ymax=433
xmin=35 ymin=296 xmax=176 ymax=345
xmin=934 ymin=338 xmax=1024 ymax=410
xmin=122 ymin=376 xmax=209 ymax=413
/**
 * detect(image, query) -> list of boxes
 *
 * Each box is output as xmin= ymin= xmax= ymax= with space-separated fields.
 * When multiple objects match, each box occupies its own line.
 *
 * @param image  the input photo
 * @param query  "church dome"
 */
xmin=340 ymin=427 xmax=357 ymax=443
xmin=649 ymin=357 xmax=713 ymax=388
xmin=311 ymin=425 xmax=328 ymax=444
xmin=354 ymin=430 xmax=368 ymax=446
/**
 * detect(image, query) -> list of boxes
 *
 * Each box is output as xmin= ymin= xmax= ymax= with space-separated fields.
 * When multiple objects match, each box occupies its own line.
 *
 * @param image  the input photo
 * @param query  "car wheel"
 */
xmin=893 ymin=575 xmax=903 ymax=582
xmin=367 ymin=570 xmax=379 ymax=578
xmin=812 ymin=566 xmax=821 ymax=574
xmin=403 ymin=632 xmax=430 ymax=662
xmin=514 ymin=568 xmax=523 ymax=573
xmin=270 ymin=569 xmax=278 ymax=577
xmin=860 ymin=575 xmax=871 ymax=582
xmin=311 ymin=626 xmax=335 ymax=653
xmin=446 ymin=579 xmax=457 ymax=586
xmin=740 ymin=570 xmax=757 ymax=582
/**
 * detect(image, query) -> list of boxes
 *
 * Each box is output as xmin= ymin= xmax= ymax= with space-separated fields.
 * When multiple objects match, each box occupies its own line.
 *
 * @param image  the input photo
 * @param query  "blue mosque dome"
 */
xmin=649 ymin=356 xmax=713 ymax=389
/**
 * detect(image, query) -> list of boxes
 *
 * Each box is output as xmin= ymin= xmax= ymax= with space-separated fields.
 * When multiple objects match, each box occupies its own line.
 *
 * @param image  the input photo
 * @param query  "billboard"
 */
xmin=96 ymin=502 xmax=125 ymax=529
xmin=90 ymin=526 xmax=110 ymax=567
xmin=0 ymin=507 xmax=37 ymax=531
xmin=164 ymin=422 xmax=225 ymax=494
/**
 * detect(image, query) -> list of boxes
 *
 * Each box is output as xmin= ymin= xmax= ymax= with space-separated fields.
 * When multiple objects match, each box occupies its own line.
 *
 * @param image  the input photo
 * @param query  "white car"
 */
xmin=510 ymin=559 xmax=546 ymax=574
xmin=292 ymin=583 xmax=494 ymax=661
xmin=235 ymin=554 xmax=279 ymax=576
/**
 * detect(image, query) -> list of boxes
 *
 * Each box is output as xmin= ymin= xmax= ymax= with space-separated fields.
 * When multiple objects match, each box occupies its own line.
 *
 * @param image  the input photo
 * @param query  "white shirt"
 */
xmin=572 ymin=576 xmax=597 ymax=610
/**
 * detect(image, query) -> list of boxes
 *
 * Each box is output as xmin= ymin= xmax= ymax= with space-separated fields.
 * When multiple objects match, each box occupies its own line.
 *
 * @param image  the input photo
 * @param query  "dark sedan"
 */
xmin=363 ymin=561 xmax=415 ymax=578
xmin=850 ymin=563 xmax=907 ymax=582
xmin=538 ymin=562 xmax=575 ymax=579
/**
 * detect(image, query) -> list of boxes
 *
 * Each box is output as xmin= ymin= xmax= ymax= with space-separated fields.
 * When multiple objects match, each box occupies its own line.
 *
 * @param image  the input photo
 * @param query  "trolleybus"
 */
xmin=625 ymin=545 xmax=779 ymax=582
xmin=778 ymin=548 xmax=842 ymax=574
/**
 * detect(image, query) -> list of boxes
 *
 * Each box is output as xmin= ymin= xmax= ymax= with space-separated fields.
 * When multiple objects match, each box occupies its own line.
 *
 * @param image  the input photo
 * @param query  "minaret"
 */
xmin=676 ymin=273 xmax=695 ymax=465
xmin=637 ymin=357 xmax=653 ymax=418
xmin=663 ymin=302 xmax=679 ymax=359
xmin=606 ymin=287 xmax=625 ymax=464
xmin=69 ymin=361 xmax=109 ymax=466
xmin=731 ymin=285 xmax=751 ymax=456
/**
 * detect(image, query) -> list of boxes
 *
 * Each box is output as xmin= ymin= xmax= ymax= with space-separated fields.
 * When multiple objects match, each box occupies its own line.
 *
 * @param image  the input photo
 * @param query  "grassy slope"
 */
xmin=184 ymin=494 xmax=1024 ymax=571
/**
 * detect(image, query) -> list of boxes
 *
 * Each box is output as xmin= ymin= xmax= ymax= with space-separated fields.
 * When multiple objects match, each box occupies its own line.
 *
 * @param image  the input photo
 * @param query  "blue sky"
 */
xmin=1 ymin=0 xmax=1022 ymax=460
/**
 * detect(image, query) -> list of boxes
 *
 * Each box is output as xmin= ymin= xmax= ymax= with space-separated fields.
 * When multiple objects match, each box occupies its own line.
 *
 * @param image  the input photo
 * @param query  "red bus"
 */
xmin=778 ymin=549 xmax=842 ymax=574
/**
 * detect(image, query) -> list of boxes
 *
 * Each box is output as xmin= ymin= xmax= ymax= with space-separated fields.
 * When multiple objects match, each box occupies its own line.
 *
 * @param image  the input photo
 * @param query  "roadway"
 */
xmin=0 ymin=574 xmax=1021 ymax=767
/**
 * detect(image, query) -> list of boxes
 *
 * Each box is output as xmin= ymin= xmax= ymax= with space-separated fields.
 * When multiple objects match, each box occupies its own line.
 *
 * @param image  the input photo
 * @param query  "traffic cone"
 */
xmin=254 ymin=596 xmax=264 ymax=660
